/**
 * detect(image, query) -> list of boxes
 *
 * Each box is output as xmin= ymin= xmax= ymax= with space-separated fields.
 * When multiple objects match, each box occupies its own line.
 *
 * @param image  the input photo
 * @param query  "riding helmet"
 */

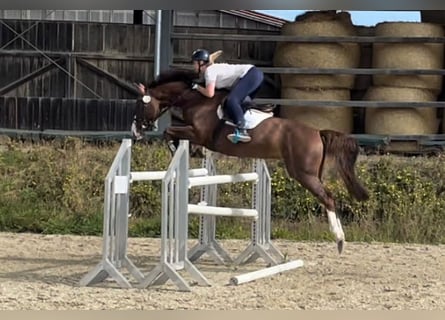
xmin=191 ymin=49 xmax=210 ymax=63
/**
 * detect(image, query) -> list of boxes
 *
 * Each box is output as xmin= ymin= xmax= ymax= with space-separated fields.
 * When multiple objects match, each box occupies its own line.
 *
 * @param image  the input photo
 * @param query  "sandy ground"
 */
xmin=0 ymin=232 xmax=444 ymax=310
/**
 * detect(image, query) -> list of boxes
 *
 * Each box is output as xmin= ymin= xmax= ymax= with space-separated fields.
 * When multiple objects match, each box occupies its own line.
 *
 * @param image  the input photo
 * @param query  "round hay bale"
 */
xmin=281 ymin=11 xmax=356 ymax=36
xmin=280 ymin=87 xmax=353 ymax=133
xmin=372 ymin=22 xmax=444 ymax=93
xmin=274 ymin=10 xmax=360 ymax=90
xmin=293 ymin=10 xmax=338 ymax=22
xmin=375 ymin=21 xmax=444 ymax=38
xmin=274 ymin=42 xmax=358 ymax=89
xmin=364 ymin=86 xmax=438 ymax=135
xmin=274 ymin=42 xmax=357 ymax=68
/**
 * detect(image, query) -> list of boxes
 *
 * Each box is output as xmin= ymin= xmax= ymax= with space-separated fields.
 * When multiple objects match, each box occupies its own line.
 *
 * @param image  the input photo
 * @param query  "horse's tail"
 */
xmin=320 ymin=130 xmax=369 ymax=202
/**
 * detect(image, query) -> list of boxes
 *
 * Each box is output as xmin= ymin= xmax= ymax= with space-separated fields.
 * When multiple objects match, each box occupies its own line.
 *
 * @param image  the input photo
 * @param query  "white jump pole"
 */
xmin=188 ymin=204 xmax=259 ymax=218
xmin=188 ymin=172 xmax=258 ymax=188
xmin=229 ymin=260 xmax=304 ymax=285
xmin=131 ymin=168 xmax=208 ymax=182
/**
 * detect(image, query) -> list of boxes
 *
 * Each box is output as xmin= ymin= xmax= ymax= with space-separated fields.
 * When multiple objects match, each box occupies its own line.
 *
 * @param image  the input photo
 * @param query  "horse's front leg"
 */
xmin=164 ymin=125 xmax=203 ymax=157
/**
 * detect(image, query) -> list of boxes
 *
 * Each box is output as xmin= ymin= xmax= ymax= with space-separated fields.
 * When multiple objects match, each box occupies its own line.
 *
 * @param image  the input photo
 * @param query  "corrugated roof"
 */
xmin=219 ymin=10 xmax=289 ymax=28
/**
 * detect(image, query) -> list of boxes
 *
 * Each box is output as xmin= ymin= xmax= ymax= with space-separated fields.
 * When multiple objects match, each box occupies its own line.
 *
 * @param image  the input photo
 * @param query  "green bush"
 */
xmin=0 ymin=136 xmax=444 ymax=244
xmin=0 ymin=137 xmax=108 ymax=235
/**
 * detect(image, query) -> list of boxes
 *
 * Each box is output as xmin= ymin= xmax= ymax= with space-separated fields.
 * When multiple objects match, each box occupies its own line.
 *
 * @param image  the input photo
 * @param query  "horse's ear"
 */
xmin=209 ymin=50 xmax=223 ymax=64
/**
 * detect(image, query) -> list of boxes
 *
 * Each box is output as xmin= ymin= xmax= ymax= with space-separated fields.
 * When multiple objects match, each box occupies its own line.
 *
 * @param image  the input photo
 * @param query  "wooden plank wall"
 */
xmin=0 ymin=97 xmax=136 ymax=131
xmin=0 ymin=20 xmax=155 ymax=99
xmin=0 ymin=20 xmax=279 ymax=99
xmin=0 ymin=19 xmax=280 ymax=132
xmin=173 ymin=26 xmax=279 ymax=65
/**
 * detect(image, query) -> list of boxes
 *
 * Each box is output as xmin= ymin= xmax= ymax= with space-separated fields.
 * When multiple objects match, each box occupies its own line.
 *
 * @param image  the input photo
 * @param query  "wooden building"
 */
xmin=0 ymin=10 xmax=286 ymax=134
xmin=1 ymin=10 xmax=445 ymax=151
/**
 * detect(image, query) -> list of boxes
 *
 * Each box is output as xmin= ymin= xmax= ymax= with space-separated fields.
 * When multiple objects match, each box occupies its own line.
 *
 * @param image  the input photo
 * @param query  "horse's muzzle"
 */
xmin=144 ymin=121 xmax=157 ymax=132
xmin=131 ymin=120 xmax=143 ymax=140
xmin=131 ymin=120 xmax=157 ymax=140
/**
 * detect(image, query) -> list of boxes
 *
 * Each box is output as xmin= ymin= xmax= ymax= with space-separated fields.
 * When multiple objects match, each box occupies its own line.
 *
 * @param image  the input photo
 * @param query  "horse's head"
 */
xmin=131 ymin=69 xmax=199 ymax=140
xmin=131 ymin=93 xmax=162 ymax=140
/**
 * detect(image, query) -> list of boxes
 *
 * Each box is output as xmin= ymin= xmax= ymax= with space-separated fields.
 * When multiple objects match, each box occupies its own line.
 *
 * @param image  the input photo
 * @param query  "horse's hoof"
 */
xmin=167 ymin=141 xmax=177 ymax=154
xmin=337 ymin=239 xmax=344 ymax=254
xmin=190 ymin=148 xmax=205 ymax=158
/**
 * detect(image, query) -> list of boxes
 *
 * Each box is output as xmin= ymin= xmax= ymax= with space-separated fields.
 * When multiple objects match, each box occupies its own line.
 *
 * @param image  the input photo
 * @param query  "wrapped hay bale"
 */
xmin=373 ymin=22 xmax=444 ymax=94
xmin=364 ymin=86 xmax=438 ymax=135
xmin=280 ymin=87 xmax=353 ymax=133
xmin=273 ymin=10 xmax=360 ymax=89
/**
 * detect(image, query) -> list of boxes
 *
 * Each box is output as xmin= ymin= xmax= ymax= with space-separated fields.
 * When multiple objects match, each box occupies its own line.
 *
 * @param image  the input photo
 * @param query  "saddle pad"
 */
xmin=217 ymin=105 xmax=273 ymax=129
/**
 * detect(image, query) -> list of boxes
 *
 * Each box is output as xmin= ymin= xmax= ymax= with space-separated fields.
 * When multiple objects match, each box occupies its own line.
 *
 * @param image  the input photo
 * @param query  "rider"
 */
xmin=190 ymin=48 xmax=264 ymax=144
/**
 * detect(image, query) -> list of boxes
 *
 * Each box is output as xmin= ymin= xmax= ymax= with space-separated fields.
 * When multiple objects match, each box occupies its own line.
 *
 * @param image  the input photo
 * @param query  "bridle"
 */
xmin=134 ymin=85 xmax=194 ymax=132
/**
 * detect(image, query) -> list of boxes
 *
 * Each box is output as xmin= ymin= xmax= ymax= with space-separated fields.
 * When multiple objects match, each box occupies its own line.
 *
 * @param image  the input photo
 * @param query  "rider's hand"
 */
xmin=136 ymin=83 xmax=146 ymax=95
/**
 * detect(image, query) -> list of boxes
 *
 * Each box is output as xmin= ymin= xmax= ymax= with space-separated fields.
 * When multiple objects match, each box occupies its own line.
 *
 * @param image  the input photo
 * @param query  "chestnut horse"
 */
xmin=132 ymin=69 xmax=369 ymax=254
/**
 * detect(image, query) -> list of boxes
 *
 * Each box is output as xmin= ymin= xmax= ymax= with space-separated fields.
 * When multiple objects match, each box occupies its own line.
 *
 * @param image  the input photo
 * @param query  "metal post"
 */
xmin=79 ymin=139 xmax=145 ymax=288
xmin=138 ymin=140 xmax=211 ymax=292
xmin=153 ymin=10 xmax=173 ymax=133
xmin=232 ymin=159 xmax=285 ymax=266
xmin=154 ymin=10 xmax=162 ymax=78
xmin=188 ymin=150 xmax=233 ymax=265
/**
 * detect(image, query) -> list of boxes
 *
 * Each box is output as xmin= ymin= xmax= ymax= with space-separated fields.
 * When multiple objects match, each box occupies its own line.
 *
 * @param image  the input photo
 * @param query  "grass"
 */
xmin=0 ymin=135 xmax=444 ymax=244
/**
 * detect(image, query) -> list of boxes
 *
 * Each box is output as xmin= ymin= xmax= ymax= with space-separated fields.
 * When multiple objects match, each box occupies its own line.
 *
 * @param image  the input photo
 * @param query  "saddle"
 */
xmin=220 ymin=96 xmax=276 ymax=114
xmin=171 ymin=95 xmax=275 ymax=124
xmin=191 ymin=79 xmax=276 ymax=113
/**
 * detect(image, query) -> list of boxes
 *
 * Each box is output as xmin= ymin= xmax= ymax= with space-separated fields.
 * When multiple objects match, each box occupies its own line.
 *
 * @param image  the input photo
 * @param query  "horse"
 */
xmin=131 ymin=68 xmax=370 ymax=254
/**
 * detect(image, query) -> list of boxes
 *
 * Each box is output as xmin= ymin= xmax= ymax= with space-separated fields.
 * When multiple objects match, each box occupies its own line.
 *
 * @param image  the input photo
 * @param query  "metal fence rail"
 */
xmin=169 ymin=30 xmax=445 ymax=151
xmin=171 ymin=33 xmax=445 ymax=43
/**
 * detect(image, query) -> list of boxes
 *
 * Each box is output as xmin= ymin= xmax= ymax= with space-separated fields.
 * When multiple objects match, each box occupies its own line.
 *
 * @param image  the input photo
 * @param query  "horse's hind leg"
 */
xmin=290 ymin=171 xmax=345 ymax=254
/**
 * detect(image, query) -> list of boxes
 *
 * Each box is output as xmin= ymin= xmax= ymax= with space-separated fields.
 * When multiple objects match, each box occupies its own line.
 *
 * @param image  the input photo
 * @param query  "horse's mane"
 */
xmin=148 ymin=68 xmax=199 ymax=88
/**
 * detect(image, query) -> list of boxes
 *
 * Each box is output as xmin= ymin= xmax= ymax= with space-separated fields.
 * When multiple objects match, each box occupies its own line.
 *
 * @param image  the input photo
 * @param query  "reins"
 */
xmin=147 ymin=86 xmax=196 ymax=122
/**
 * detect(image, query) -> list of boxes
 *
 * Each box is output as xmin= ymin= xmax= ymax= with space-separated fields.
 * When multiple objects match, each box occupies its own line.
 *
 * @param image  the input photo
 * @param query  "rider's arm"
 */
xmin=194 ymin=67 xmax=217 ymax=98
xmin=195 ymin=81 xmax=215 ymax=98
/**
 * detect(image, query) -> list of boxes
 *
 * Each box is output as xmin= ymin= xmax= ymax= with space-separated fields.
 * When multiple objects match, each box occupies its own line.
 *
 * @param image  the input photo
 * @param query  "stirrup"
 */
xmin=227 ymin=128 xmax=251 ymax=144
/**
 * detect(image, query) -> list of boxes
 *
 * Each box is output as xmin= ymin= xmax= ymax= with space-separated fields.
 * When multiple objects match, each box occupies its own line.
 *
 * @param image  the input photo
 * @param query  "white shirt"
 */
xmin=204 ymin=63 xmax=253 ymax=89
